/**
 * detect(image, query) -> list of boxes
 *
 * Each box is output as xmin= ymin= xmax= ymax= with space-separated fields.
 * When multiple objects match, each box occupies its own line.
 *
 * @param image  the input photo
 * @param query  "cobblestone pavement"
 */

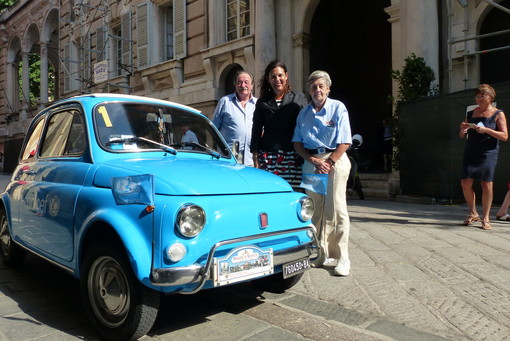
xmin=287 ymin=199 xmax=510 ymax=341
xmin=1 ymin=172 xmax=510 ymax=340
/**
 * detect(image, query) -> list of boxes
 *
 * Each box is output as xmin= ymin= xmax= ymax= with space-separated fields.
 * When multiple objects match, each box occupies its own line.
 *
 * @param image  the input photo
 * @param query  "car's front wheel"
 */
xmin=0 ymin=207 xmax=26 ymax=267
xmin=80 ymin=243 xmax=160 ymax=341
xmin=251 ymin=272 xmax=304 ymax=293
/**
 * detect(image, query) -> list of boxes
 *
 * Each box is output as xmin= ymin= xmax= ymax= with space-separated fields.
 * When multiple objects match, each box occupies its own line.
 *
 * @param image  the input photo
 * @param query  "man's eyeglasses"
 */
xmin=474 ymin=94 xmax=487 ymax=100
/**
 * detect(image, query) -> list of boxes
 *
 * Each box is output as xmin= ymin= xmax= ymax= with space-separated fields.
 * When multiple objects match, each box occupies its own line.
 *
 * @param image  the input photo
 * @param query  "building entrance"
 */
xmin=309 ymin=0 xmax=392 ymax=171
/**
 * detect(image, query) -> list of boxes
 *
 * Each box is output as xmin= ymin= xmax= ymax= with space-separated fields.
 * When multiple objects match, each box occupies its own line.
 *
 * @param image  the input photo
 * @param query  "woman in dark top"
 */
xmin=459 ymin=84 xmax=507 ymax=230
xmin=250 ymin=60 xmax=308 ymax=189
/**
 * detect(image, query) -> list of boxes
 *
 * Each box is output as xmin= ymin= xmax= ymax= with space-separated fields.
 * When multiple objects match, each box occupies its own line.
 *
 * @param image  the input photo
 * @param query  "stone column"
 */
xmin=407 ymin=1 xmax=439 ymax=81
xmin=254 ymin=0 xmax=276 ymax=82
xmin=21 ymin=51 xmax=30 ymax=111
xmin=291 ymin=32 xmax=310 ymax=92
xmin=6 ymin=61 xmax=15 ymax=113
xmin=384 ymin=4 xmax=401 ymax=102
xmin=40 ymin=41 xmax=49 ymax=106
xmin=385 ymin=2 xmax=439 ymax=88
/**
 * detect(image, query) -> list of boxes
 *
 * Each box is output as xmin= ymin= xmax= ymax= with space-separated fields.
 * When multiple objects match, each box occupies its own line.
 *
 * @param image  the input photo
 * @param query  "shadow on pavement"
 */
xmin=0 ymin=253 xmax=98 ymax=340
xmin=1 ymin=252 xmax=266 ymax=340
xmin=149 ymin=283 xmax=265 ymax=337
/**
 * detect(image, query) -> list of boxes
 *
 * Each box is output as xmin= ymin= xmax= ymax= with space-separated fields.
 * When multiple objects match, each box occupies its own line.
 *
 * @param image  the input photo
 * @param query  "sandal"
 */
xmin=463 ymin=215 xmax=480 ymax=226
xmin=496 ymin=214 xmax=510 ymax=221
xmin=481 ymin=220 xmax=492 ymax=230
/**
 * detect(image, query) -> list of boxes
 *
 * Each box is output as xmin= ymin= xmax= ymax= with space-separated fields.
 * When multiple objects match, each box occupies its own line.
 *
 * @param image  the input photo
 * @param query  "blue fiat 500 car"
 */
xmin=0 ymin=94 xmax=318 ymax=340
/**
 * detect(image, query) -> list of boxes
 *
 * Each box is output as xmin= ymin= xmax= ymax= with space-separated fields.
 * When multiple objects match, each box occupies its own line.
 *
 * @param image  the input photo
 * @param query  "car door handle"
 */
xmin=21 ymin=169 xmax=36 ymax=175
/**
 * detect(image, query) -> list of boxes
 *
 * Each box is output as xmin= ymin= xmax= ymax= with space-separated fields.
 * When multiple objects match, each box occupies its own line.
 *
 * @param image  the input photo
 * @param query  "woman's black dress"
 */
xmin=462 ymin=110 xmax=502 ymax=181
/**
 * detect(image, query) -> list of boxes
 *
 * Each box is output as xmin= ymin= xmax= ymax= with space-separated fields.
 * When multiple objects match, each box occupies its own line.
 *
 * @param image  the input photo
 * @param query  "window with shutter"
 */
xmin=64 ymin=42 xmax=79 ymax=92
xmin=165 ymin=6 xmax=174 ymax=60
xmin=137 ymin=3 xmax=150 ymax=69
xmin=121 ymin=12 xmax=132 ymax=75
xmin=174 ymin=0 xmax=186 ymax=60
xmin=112 ymin=26 xmax=122 ymax=77
xmin=64 ymin=43 xmax=71 ymax=92
xmin=82 ymin=34 xmax=91 ymax=86
xmin=96 ymin=25 xmax=105 ymax=62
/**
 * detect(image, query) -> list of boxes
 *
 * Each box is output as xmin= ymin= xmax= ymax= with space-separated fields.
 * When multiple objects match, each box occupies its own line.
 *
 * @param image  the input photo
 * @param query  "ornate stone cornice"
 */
xmin=292 ymin=32 xmax=310 ymax=48
xmin=384 ymin=4 xmax=400 ymax=24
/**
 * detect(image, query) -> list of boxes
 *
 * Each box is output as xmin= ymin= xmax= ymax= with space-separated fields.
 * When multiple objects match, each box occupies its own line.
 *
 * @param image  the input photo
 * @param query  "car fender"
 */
xmin=0 ymin=193 xmax=12 ymax=228
xmin=76 ymin=208 xmax=153 ymax=282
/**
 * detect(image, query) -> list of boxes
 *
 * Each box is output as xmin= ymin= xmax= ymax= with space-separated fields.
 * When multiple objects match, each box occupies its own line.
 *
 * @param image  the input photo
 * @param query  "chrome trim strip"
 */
xmin=15 ymin=242 xmax=74 ymax=274
xmin=150 ymin=226 xmax=320 ymax=292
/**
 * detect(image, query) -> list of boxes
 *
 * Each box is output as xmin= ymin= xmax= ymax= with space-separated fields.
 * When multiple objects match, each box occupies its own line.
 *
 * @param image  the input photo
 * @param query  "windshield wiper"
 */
xmin=106 ymin=136 xmax=177 ymax=155
xmin=171 ymin=142 xmax=221 ymax=159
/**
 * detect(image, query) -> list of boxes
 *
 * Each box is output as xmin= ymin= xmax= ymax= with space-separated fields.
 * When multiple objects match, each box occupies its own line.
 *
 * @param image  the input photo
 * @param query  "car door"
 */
xmin=13 ymin=106 xmax=91 ymax=262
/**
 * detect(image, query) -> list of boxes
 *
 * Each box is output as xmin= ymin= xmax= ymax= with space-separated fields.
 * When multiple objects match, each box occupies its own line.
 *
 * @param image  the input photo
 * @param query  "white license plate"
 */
xmin=213 ymin=246 xmax=273 ymax=287
xmin=282 ymin=257 xmax=310 ymax=279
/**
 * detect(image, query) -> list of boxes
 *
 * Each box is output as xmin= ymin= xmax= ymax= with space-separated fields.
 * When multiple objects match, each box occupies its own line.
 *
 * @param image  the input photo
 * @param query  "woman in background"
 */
xmin=459 ymin=84 xmax=507 ymax=230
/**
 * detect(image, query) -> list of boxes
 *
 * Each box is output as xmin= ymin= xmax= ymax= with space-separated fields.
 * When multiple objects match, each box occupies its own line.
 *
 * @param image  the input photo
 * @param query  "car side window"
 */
xmin=20 ymin=118 xmax=45 ymax=162
xmin=40 ymin=110 xmax=86 ymax=158
xmin=64 ymin=112 xmax=86 ymax=155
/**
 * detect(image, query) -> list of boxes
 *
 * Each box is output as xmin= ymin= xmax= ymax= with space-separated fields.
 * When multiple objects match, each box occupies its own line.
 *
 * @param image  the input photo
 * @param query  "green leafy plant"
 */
xmin=389 ymin=53 xmax=438 ymax=169
xmin=0 ymin=0 xmax=17 ymax=11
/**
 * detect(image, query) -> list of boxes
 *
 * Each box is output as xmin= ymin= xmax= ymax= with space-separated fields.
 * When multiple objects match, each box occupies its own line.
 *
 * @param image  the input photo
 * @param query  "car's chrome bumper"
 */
xmin=150 ymin=226 xmax=320 ymax=293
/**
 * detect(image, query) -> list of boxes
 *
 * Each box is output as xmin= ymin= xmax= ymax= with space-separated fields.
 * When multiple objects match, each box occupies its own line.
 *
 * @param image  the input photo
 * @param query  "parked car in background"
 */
xmin=0 ymin=94 xmax=319 ymax=340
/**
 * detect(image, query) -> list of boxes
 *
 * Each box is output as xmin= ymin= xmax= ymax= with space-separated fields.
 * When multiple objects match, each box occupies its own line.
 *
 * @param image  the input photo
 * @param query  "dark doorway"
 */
xmin=309 ymin=0 xmax=392 ymax=172
xmin=224 ymin=64 xmax=243 ymax=96
xmin=480 ymin=0 xmax=510 ymax=84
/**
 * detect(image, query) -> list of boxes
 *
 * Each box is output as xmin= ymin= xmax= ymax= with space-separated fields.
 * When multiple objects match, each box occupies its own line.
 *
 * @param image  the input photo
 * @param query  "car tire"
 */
xmin=0 ymin=207 xmax=27 ymax=267
xmin=251 ymin=272 xmax=304 ymax=293
xmin=80 ymin=243 xmax=160 ymax=341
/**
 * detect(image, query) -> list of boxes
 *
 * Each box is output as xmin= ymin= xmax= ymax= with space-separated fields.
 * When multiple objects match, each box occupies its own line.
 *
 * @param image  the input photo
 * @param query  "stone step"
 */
xmin=363 ymin=188 xmax=390 ymax=199
xmin=348 ymin=188 xmax=390 ymax=200
xmin=362 ymin=179 xmax=389 ymax=190
xmin=355 ymin=172 xmax=392 ymax=199
xmin=359 ymin=172 xmax=390 ymax=181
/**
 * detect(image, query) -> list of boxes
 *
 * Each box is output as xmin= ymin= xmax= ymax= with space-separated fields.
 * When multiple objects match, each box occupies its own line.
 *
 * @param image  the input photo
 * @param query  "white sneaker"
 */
xmin=322 ymin=258 xmax=338 ymax=267
xmin=334 ymin=259 xmax=350 ymax=276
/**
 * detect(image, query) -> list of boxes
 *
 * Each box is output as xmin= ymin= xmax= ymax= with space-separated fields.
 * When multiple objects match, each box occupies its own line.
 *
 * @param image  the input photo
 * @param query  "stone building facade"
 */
xmin=0 ymin=0 xmax=509 ymax=172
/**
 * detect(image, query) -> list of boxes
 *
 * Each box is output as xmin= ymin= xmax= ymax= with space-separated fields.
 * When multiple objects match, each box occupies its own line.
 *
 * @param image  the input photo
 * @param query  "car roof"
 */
xmin=49 ymin=93 xmax=202 ymax=115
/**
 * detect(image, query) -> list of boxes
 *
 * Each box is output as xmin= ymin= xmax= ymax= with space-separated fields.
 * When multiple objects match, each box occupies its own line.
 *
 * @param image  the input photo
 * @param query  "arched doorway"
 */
xmin=309 ymin=0 xmax=392 ymax=171
xmin=480 ymin=0 xmax=510 ymax=84
xmin=224 ymin=64 xmax=243 ymax=96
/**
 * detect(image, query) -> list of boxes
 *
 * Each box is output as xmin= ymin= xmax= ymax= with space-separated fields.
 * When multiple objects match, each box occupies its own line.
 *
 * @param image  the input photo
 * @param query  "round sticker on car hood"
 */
xmin=93 ymin=158 xmax=292 ymax=195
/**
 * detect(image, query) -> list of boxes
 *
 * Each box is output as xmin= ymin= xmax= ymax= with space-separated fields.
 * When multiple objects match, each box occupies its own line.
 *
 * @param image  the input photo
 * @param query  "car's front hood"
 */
xmin=93 ymin=158 xmax=293 ymax=195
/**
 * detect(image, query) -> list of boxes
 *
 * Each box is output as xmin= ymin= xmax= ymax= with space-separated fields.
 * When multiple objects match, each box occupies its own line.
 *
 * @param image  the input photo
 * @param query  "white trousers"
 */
xmin=303 ymin=153 xmax=351 ymax=261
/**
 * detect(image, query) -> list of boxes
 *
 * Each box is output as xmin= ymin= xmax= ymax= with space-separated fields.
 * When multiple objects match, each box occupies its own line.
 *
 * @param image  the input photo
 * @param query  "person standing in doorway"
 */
xmin=293 ymin=70 xmax=352 ymax=276
xmin=382 ymin=118 xmax=392 ymax=172
xmin=459 ymin=84 xmax=507 ymax=230
xmin=250 ymin=60 xmax=308 ymax=189
xmin=213 ymin=70 xmax=257 ymax=165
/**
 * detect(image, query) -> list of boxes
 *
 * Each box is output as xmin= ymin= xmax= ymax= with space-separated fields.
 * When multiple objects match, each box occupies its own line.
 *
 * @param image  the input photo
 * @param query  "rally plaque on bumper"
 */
xmin=213 ymin=246 xmax=273 ymax=287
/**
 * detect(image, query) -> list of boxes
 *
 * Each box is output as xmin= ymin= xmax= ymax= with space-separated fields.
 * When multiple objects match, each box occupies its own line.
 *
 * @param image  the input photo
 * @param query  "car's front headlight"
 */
xmin=298 ymin=197 xmax=315 ymax=222
xmin=176 ymin=204 xmax=206 ymax=237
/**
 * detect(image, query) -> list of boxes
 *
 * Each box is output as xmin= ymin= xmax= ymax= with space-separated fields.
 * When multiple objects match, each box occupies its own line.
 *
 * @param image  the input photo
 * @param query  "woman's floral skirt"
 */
xmin=257 ymin=149 xmax=303 ymax=189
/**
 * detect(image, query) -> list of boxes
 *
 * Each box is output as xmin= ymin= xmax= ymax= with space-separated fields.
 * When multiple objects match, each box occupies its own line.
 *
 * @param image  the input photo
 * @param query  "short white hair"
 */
xmin=306 ymin=70 xmax=332 ymax=90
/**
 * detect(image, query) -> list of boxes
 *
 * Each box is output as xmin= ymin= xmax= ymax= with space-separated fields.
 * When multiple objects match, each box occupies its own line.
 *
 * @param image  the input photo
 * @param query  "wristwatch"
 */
xmin=327 ymin=157 xmax=335 ymax=165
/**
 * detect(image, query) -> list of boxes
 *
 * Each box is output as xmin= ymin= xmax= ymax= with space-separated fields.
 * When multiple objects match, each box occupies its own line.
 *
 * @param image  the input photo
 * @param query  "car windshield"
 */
xmin=94 ymin=102 xmax=231 ymax=158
